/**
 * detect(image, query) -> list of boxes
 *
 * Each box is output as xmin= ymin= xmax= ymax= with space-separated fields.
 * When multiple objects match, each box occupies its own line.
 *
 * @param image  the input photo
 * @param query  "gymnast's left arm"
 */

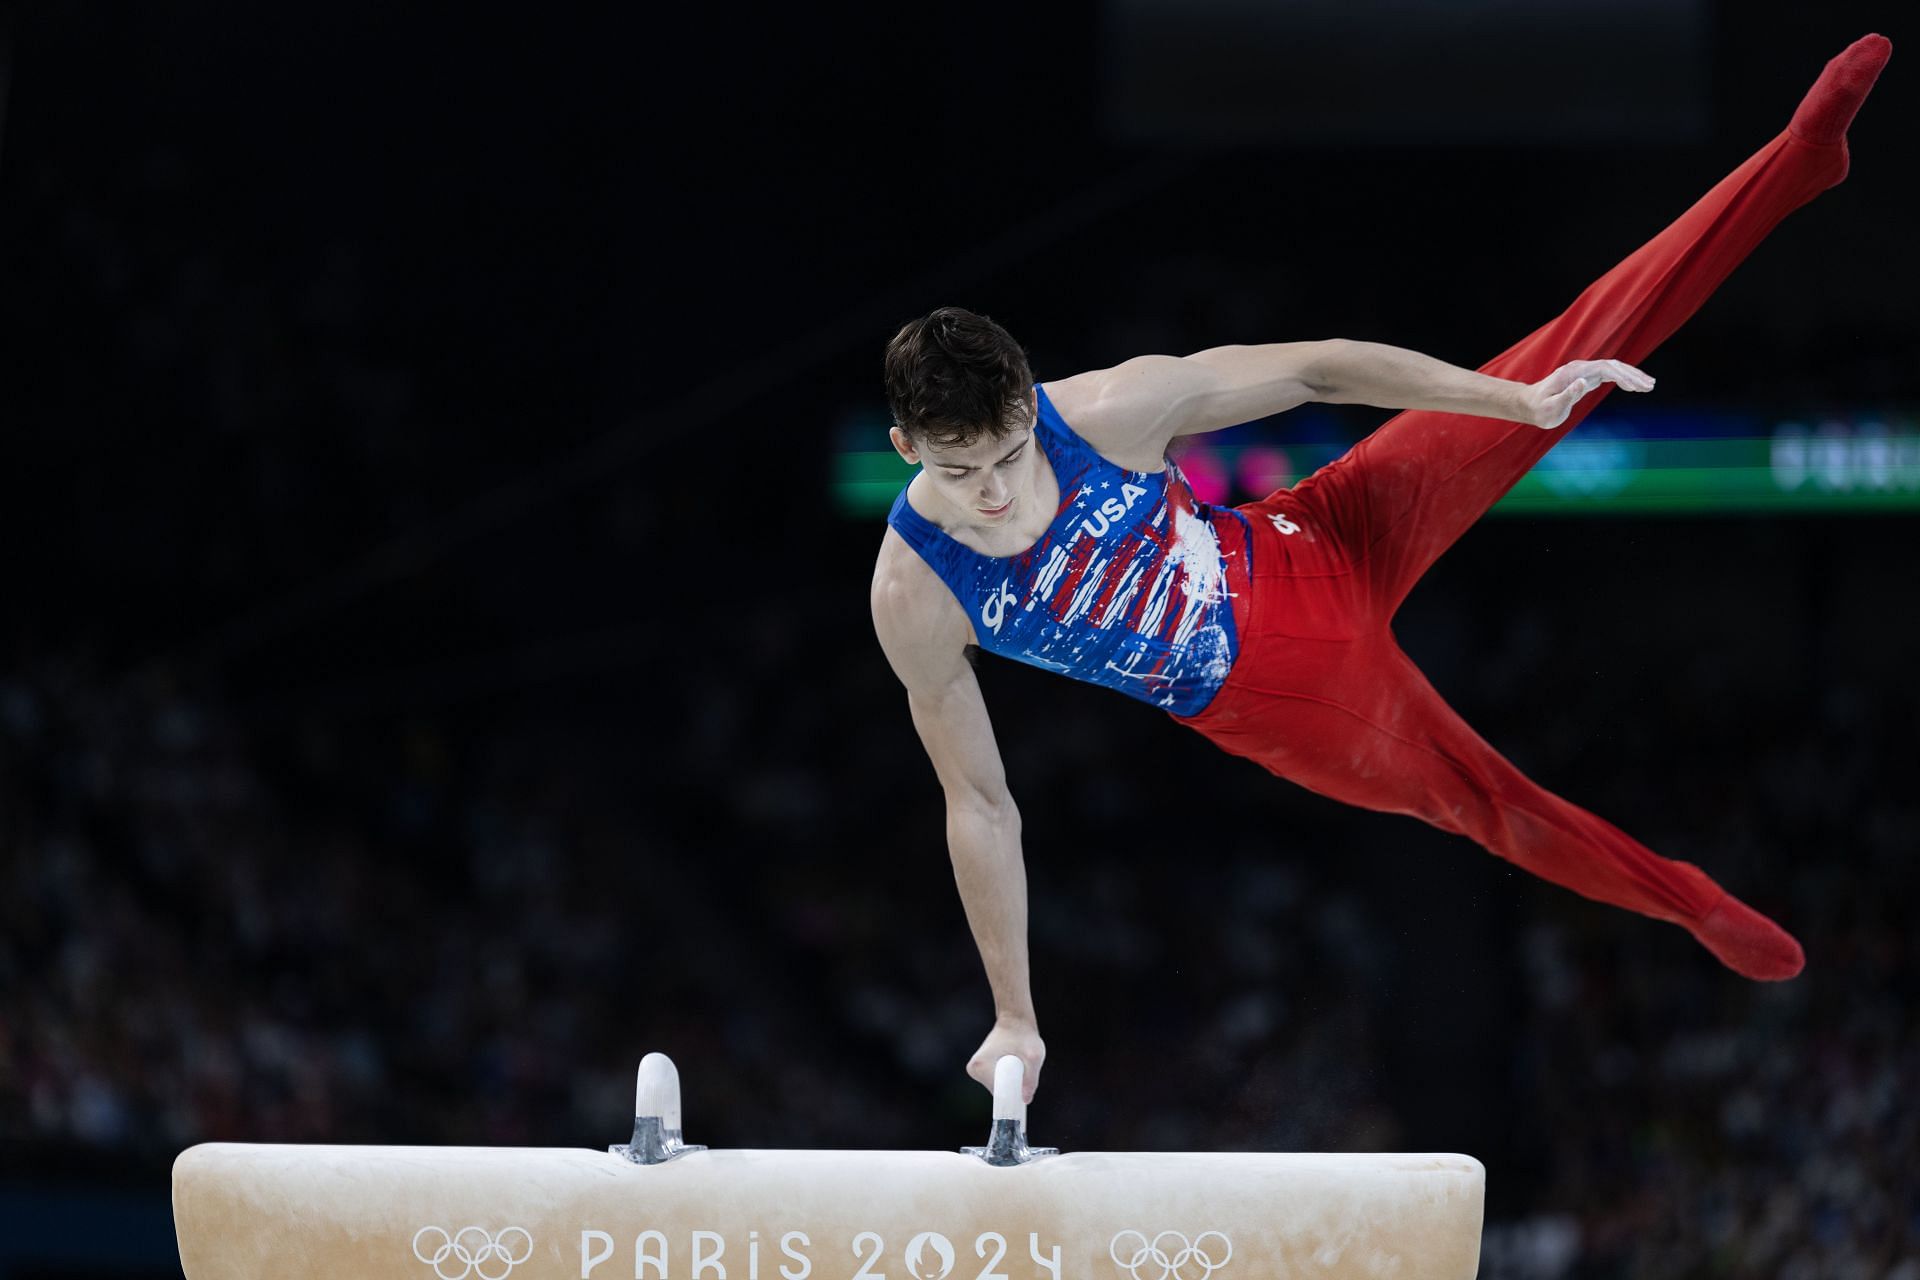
xmin=1304 ymin=340 xmax=1657 ymax=430
xmin=1070 ymin=342 xmax=1657 ymax=456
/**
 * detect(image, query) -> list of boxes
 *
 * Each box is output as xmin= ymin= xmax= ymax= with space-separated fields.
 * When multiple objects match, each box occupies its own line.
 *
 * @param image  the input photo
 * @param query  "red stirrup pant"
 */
xmin=1171 ymin=124 xmax=1850 ymax=930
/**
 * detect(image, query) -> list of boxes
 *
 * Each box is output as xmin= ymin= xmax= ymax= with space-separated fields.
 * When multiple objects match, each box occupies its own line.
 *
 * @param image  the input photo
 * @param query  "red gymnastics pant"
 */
xmin=1170 ymin=36 xmax=1890 ymax=981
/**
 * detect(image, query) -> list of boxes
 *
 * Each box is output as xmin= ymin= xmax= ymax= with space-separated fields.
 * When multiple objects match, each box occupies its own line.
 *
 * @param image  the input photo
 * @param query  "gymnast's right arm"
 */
xmin=870 ymin=545 xmax=1047 ymax=1103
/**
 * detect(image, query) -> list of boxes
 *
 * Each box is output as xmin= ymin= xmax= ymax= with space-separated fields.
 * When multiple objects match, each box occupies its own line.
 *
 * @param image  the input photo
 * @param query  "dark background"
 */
xmin=1 ymin=2 xmax=1914 ymax=1277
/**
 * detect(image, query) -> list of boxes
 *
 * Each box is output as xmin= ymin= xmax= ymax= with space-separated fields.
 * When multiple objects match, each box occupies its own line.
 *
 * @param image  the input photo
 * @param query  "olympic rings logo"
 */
xmin=412 ymin=1226 xmax=534 ymax=1280
xmin=1109 ymin=1230 xmax=1233 ymax=1280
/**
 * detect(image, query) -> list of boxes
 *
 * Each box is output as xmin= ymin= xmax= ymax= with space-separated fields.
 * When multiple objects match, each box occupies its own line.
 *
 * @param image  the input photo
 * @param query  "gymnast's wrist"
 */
xmin=995 ymin=1007 xmax=1038 ymax=1030
xmin=1501 ymin=379 xmax=1538 ymax=426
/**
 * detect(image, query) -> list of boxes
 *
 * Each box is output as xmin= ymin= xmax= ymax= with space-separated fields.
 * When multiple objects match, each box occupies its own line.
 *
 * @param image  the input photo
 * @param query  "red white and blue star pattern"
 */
xmin=887 ymin=385 xmax=1253 ymax=715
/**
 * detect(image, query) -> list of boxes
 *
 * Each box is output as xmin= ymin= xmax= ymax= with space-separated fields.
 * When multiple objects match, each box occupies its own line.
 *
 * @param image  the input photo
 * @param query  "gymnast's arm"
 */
xmin=1050 ymin=342 xmax=1654 ymax=456
xmin=870 ymin=542 xmax=1046 ymax=1098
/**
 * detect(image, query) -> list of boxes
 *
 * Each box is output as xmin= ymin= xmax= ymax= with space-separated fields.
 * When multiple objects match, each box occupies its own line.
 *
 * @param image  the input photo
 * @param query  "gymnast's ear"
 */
xmin=889 ymin=425 xmax=922 ymax=466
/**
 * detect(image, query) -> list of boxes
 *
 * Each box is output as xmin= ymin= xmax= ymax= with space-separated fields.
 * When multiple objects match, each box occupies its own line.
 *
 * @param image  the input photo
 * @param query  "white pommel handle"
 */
xmin=636 ymin=1052 xmax=682 ymax=1128
xmin=991 ymin=1055 xmax=1026 ymax=1124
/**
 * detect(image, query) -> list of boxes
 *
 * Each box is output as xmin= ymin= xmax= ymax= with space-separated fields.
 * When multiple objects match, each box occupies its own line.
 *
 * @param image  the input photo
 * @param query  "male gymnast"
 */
xmin=869 ymin=36 xmax=1890 ymax=1103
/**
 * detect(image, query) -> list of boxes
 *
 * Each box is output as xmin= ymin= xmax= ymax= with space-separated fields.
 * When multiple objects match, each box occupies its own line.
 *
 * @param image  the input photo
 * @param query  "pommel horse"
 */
xmin=172 ymin=1054 xmax=1486 ymax=1279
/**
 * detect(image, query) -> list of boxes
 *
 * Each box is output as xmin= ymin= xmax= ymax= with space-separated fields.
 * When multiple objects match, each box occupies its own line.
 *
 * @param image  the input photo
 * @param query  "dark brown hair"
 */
xmin=882 ymin=306 xmax=1034 ymax=450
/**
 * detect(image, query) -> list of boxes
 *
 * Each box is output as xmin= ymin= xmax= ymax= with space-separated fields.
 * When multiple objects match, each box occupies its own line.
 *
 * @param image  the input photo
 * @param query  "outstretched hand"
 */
xmin=1525 ymin=359 xmax=1655 ymax=430
xmin=967 ymin=1016 xmax=1046 ymax=1105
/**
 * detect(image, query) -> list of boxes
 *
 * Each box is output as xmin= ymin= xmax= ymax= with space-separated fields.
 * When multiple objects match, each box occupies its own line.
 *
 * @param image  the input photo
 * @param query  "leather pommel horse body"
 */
xmin=171 ymin=1056 xmax=1486 ymax=1280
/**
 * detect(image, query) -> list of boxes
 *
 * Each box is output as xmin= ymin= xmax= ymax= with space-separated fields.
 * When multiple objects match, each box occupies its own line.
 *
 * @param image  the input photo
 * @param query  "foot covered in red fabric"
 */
xmin=1689 ymin=891 xmax=1806 ymax=981
xmin=1789 ymin=33 xmax=1892 ymax=149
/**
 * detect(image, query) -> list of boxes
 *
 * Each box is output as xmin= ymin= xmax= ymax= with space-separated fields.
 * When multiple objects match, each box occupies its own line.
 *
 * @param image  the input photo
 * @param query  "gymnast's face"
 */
xmin=891 ymin=389 xmax=1041 ymax=529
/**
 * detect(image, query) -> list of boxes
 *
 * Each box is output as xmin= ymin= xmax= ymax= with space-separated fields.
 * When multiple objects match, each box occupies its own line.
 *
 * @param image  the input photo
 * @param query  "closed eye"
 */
xmin=936 ymin=439 xmax=1028 ymax=479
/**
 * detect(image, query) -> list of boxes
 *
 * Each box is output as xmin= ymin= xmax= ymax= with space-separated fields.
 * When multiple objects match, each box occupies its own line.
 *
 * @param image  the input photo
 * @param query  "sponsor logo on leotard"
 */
xmin=1268 ymin=512 xmax=1300 ymax=535
xmin=981 ymin=579 xmax=1020 ymax=634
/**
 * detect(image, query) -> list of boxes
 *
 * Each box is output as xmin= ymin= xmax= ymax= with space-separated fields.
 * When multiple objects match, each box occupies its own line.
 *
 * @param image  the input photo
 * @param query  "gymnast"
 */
xmin=869 ymin=36 xmax=1890 ymax=1101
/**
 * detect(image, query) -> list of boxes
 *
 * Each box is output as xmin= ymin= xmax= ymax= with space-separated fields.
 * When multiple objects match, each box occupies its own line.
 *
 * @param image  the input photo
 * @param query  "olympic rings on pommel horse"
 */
xmin=170 ymin=1053 xmax=1486 ymax=1280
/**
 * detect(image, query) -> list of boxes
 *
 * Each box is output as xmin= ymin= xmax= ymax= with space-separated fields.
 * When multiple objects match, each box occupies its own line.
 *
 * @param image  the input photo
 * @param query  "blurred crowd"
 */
xmin=3 ymin=12 xmax=1915 ymax=1275
xmin=3 ymin=512 xmax=1914 ymax=1277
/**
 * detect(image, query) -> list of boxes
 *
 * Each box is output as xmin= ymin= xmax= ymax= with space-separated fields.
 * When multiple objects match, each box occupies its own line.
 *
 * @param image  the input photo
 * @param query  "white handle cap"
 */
xmin=636 ymin=1053 xmax=682 ymax=1129
xmin=991 ymin=1055 xmax=1026 ymax=1123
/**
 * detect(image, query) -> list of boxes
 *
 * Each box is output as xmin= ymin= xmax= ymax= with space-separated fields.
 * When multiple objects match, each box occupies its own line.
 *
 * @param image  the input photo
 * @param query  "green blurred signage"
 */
xmin=834 ymin=414 xmax=1920 ymax=518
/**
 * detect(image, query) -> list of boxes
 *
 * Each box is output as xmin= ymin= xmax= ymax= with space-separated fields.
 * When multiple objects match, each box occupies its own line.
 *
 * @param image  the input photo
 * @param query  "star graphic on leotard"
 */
xmin=1100 ymin=481 xmax=1110 ymax=489
xmin=1076 ymin=501 xmax=1086 ymax=509
xmin=1079 ymin=485 xmax=1093 ymax=497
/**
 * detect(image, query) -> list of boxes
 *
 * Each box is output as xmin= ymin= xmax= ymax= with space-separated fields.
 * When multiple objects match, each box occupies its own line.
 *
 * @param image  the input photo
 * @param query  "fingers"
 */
xmin=1536 ymin=358 xmax=1657 ymax=430
xmin=1582 ymin=359 xmax=1654 ymax=392
xmin=1604 ymin=359 xmax=1655 ymax=392
xmin=1555 ymin=359 xmax=1655 ymax=393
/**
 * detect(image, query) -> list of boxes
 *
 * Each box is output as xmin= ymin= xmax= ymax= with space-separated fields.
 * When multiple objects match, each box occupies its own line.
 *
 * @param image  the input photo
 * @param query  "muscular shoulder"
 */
xmin=1040 ymin=356 xmax=1197 ymax=471
xmin=871 ymin=528 xmax=977 ymax=687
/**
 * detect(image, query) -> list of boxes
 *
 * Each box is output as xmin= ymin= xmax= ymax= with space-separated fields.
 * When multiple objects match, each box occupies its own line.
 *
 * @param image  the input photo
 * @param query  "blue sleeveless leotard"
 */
xmin=885 ymin=384 xmax=1254 ymax=715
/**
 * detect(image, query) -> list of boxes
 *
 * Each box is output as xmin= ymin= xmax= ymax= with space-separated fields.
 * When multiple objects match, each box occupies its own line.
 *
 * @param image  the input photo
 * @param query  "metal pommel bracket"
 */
xmin=961 ymin=1055 xmax=1059 ymax=1166
xmin=610 ymin=1053 xmax=708 ymax=1164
